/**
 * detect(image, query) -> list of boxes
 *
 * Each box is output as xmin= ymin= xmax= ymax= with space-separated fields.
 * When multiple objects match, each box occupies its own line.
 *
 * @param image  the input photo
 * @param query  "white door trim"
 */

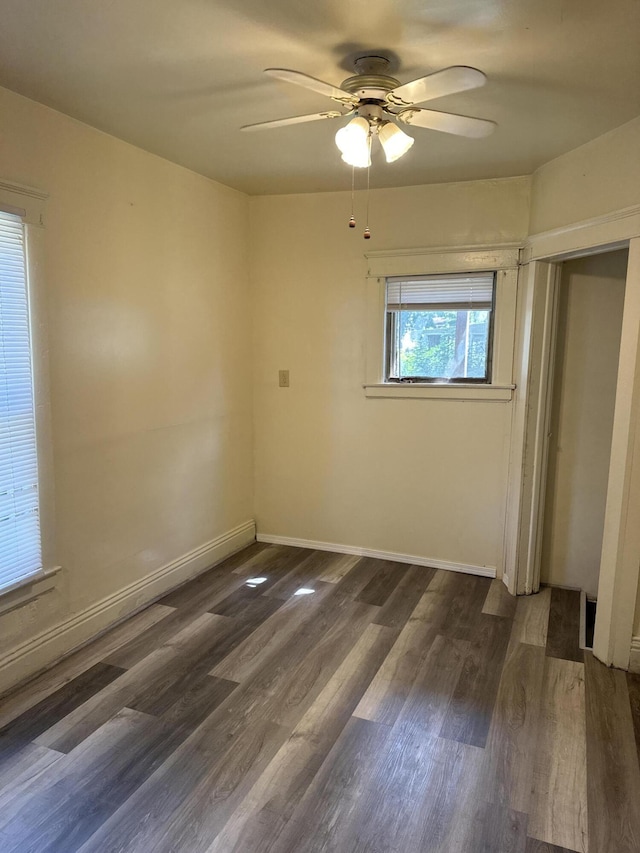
xmin=593 ymin=237 xmax=640 ymax=669
xmin=503 ymin=261 xmax=560 ymax=595
xmin=514 ymin=210 xmax=640 ymax=669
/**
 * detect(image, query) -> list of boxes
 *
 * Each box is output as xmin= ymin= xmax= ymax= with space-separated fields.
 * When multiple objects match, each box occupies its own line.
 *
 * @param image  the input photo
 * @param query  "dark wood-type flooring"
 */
xmin=1 ymin=543 xmax=640 ymax=852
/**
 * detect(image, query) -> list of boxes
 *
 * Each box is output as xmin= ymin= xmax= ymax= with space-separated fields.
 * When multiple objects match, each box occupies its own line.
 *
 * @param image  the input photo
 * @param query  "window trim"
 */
xmin=364 ymin=245 xmax=520 ymax=401
xmin=0 ymin=178 xmax=58 ymax=608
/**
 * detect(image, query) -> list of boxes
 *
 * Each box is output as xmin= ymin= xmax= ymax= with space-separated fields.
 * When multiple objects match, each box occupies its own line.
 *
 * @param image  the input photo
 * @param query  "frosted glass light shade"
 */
xmin=335 ymin=117 xmax=371 ymax=168
xmin=378 ymin=122 xmax=414 ymax=162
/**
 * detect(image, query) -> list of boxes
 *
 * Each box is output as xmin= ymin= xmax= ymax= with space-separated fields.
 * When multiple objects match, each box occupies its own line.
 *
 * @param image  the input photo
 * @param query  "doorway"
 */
xmin=541 ymin=251 xmax=628 ymax=613
xmin=509 ymin=234 xmax=640 ymax=669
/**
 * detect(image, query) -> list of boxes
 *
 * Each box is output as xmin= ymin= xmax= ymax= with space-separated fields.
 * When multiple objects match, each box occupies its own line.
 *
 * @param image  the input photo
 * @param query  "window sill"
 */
xmin=363 ymin=383 xmax=515 ymax=401
xmin=0 ymin=566 xmax=61 ymax=616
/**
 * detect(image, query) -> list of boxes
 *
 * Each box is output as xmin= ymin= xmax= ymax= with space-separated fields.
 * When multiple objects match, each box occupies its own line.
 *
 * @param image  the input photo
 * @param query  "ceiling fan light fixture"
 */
xmin=335 ymin=116 xmax=371 ymax=168
xmin=378 ymin=121 xmax=414 ymax=163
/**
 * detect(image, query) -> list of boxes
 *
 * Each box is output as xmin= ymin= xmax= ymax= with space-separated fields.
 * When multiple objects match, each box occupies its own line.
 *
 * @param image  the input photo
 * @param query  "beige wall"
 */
xmin=0 ymin=87 xmax=253 ymax=689
xmin=541 ymin=251 xmax=627 ymax=597
xmin=530 ymin=116 xmax=640 ymax=234
xmin=3 ymin=76 xmax=640 ymax=683
xmin=250 ymin=178 xmax=530 ymax=572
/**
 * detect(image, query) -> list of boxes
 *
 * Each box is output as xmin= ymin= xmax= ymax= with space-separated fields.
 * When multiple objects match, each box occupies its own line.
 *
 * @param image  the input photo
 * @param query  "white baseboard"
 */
xmin=256 ymin=533 xmax=496 ymax=578
xmin=630 ymin=636 xmax=640 ymax=674
xmin=0 ymin=520 xmax=255 ymax=696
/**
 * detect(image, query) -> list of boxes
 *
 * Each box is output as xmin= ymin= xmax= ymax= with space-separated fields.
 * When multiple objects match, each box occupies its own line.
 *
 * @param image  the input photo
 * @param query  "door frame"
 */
xmin=507 ymin=204 xmax=640 ymax=669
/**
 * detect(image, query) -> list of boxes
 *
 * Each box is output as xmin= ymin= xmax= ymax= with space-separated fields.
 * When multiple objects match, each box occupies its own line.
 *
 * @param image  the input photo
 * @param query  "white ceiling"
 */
xmin=1 ymin=0 xmax=639 ymax=195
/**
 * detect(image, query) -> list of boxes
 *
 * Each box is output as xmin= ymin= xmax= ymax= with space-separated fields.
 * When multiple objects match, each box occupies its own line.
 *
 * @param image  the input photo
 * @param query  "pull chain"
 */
xmin=364 ymin=132 xmax=372 ymax=239
xmin=348 ymin=165 xmax=356 ymax=228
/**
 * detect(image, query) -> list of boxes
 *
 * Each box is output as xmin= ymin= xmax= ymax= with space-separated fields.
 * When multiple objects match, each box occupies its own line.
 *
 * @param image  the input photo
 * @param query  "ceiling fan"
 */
xmin=241 ymin=55 xmax=496 ymax=167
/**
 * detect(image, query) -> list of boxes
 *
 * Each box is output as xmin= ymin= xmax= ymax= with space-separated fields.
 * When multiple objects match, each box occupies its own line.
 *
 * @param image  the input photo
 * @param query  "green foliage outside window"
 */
xmin=396 ymin=309 xmax=490 ymax=379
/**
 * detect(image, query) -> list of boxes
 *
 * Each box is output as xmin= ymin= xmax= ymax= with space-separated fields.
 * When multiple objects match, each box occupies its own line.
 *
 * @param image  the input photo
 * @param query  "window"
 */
xmin=385 ymin=272 xmax=495 ymax=383
xmin=364 ymin=246 xmax=519 ymax=401
xmin=0 ymin=210 xmax=43 ymax=592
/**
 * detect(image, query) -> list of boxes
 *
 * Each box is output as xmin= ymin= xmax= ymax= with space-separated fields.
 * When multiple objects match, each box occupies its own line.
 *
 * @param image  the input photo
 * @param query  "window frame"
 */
xmin=0 ymin=179 xmax=59 ymax=612
xmin=364 ymin=245 xmax=520 ymax=401
xmin=383 ymin=272 xmax=497 ymax=384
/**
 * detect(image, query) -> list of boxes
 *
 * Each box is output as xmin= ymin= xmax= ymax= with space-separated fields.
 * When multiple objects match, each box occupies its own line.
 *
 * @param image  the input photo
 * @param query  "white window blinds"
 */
xmin=0 ymin=210 xmax=42 ymax=591
xmin=386 ymin=272 xmax=495 ymax=310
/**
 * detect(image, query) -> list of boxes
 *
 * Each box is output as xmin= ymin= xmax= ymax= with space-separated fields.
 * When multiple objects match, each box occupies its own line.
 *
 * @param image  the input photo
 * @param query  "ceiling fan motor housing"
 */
xmin=340 ymin=55 xmax=400 ymax=103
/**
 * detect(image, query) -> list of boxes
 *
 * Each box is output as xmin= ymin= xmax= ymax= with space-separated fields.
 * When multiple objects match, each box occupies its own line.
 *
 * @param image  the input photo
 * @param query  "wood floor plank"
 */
xmin=373 ymin=564 xmax=436 ymax=628
xmin=483 ymin=641 xmax=546 ymax=812
xmin=131 ymin=718 xmax=287 ymax=853
xmin=231 ymin=544 xmax=312 ymax=579
xmin=525 ymin=839 xmax=580 ymax=853
xmin=353 ymin=617 xmax=440 ymax=725
xmin=103 ymin=605 xmax=220 ymax=670
xmin=315 ymin=553 xmax=360 ymax=583
xmin=482 ymin=578 xmax=518 ymax=618
xmin=510 ymin=587 xmax=551 ymax=648
xmin=546 ymin=587 xmax=583 ymax=663
xmin=156 ymin=565 xmax=245 ymax=612
xmin=158 ymin=674 xmax=239 ymax=728
xmin=210 ymin=585 xmax=284 ymax=619
xmin=0 ymin=708 xmax=158 ymax=840
xmin=0 ymin=603 xmax=173 ymax=728
xmin=206 ymin=622 xmax=398 ymax=853
xmin=460 ymin=801 xmax=528 ymax=853
xmin=271 ymin=716 xmax=389 ymax=853
xmin=354 ymin=571 xmax=466 ymax=725
xmin=131 ymin=658 xmax=239 ymax=718
xmin=262 ymin=549 xmax=336 ymax=600
xmin=322 ymin=727 xmax=484 ymax=853
xmin=528 ymin=657 xmax=588 ymax=853
xmin=355 ymin=557 xmax=410 ymax=606
xmin=35 ymin=613 xmax=229 ymax=752
xmin=584 ymin=652 xmax=640 ymax=853
xmin=108 ymin=581 xmax=282 ymax=674
xmin=210 ymin=541 xmax=270 ymax=571
xmin=78 ymin=695 xmax=289 ymax=853
xmin=363 ymin=736 xmax=483 ymax=853
xmin=156 ymin=546 xmax=303 ymax=617
xmin=209 ymin=582 xmax=335 ymax=683
xmin=211 ymin=550 xmax=322 ymax=615
xmin=438 ymin=572 xmax=493 ymax=641
xmin=0 ymin=743 xmax=63 ymax=811
xmin=439 ymin=614 xmax=512 ymax=748
xmin=627 ymin=671 xmax=640 ymax=769
xmin=209 ymin=585 xmax=270 ymax=617
xmin=0 ymin=662 xmax=125 ymax=743
xmin=331 ymin=556 xmax=384 ymax=599
xmin=5 ymin=673 xmax=226 ymax=836
xmin=408 ymin=568 xmax=461 ymax=622
xmin=245 ymin=597 xmax=381 ymax=729
xmin=2 ymin=700 xmax=235 ymax=852
xmin=392 ymin=633 xmax=470 ymax=737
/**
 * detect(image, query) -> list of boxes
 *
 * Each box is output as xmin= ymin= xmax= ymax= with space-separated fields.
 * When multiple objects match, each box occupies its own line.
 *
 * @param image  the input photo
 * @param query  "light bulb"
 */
xmin=378 ymin=122 xmax=414 ymax=163
xmin=335 ymin=117 xmax=371 ymax=168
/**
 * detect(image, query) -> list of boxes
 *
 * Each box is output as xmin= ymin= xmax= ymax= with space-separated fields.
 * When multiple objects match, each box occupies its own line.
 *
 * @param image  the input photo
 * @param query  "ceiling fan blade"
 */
xmin=396 ymin=107 xmax=496 ymax=138
xmin=386 ymin=66 xmax=486 ymax=107
xmin=264 ymin=68 xmax=358 ymax=106
xmin=241 ymin=110 xmax=351 ymax=131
